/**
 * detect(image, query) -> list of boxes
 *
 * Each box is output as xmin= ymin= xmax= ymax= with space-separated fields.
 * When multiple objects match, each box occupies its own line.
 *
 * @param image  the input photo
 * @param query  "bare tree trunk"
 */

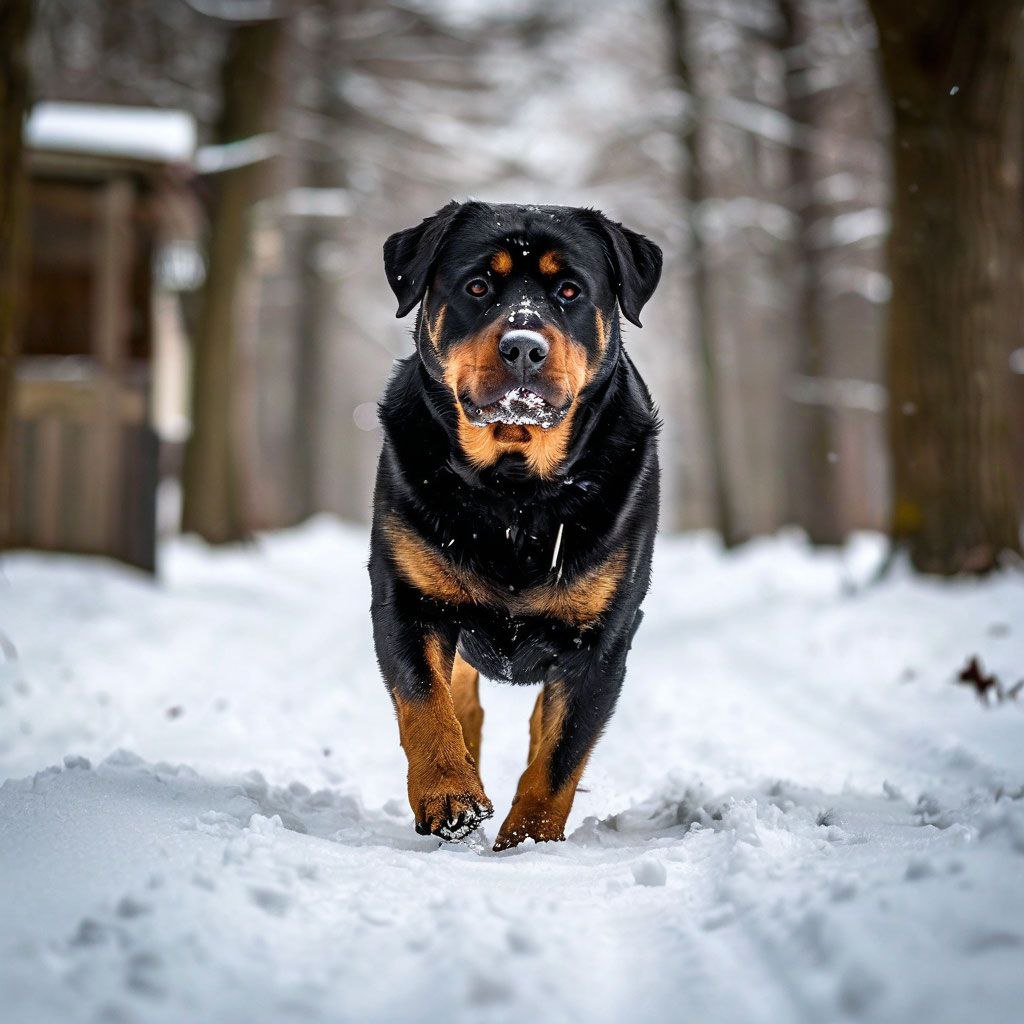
xmin=869 ymin=0 xmax=1024 ymax=573
xmin=664 ymin=0 xmax=739 ymax=547
xmin=294 ymin=2 xmax=350 ymax=521
xmin=778 ymin=0 xmax=841 ymax=545
xmin=182 ymin=18 xmax=283 ymax=543
xmin=0 ymin=0 xmax=31 ymax=548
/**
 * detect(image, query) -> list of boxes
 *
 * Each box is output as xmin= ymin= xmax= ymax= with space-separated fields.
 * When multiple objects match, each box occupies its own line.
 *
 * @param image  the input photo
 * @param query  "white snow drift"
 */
xmin=1 ymin=519 xmax=1023 ymax=1024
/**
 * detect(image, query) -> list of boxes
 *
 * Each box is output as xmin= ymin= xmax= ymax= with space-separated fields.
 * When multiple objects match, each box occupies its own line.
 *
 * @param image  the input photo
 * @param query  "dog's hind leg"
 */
xmin=451 ymin=651 xmax=484 ymax=767
xmin=495 ymin=682 xmax=585 ymax=850
xmin=495 ymin=631 xmax=632 ymax=852
xmin=526 ymin=687 xmax=545 ymax=765
xmin=493 ymin=675 xmax=618 ymax=851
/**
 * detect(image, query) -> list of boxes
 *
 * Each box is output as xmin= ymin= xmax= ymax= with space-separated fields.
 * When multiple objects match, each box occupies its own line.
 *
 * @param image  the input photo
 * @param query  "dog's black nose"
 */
xmin=499 ymin=330 xmax=549 ymax=375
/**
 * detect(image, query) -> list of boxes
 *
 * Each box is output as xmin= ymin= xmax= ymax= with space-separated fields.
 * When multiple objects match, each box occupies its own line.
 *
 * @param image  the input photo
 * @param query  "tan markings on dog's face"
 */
xmin=538 ymin=250 xmax=562 ymax=275
xmin=442 ymin=323 xmax=590 ymax=478
xmin=451 ymin=401 xmax=577 ymax=479
xmin=594 ymin=308 xmax=608 ymax=360
xmin=493 ymin=424 xmax=530 ymax=444
xmin=490 ymin=249 xmax=513 ymax=275
xmin=441 ymin=322 xmax=510 ymax=414
xmin=521 ymin=415 xmax=575 ymax=478
xmin=425 ymin=304 xmax=446 ymax=350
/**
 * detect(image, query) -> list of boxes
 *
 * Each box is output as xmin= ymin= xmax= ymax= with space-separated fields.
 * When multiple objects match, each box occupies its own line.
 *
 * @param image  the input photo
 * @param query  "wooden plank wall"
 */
xmin=11 ymin=173 xmax=158 ymax=571
xmin=12 ymin=373 xmax=157 ymax=571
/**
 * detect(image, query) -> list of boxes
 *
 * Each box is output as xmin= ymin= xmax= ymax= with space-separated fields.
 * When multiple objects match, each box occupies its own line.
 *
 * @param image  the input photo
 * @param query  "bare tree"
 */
xmin=0 ymin=0 xmax=32 ymax=546
xmin=182 ymin=15 xmax=286 ymax=543
xmin=777 ymin=0 xmax=842 ymax=544
xmin=26 ymin=0 xmax=898 ymax=543
xmin=291 ymin=1 xmax=351 ymax=520
xmin=664 ymin=0 xmax=739 ymax=547
xmin=868 ymin=0 xmax=1024 ymax=573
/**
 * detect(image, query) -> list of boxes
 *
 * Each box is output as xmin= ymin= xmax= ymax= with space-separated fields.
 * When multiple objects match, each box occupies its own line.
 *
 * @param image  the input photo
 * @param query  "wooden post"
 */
xmin=0 ymin=0 xmax=32 ymax=546
xmin=83 ymin=176 xmax=134 ymax=553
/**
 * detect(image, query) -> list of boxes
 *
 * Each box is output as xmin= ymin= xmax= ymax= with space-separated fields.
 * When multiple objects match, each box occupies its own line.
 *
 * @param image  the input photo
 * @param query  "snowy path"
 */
xmin=2 ymin=520 xmax=1023 ymax=1024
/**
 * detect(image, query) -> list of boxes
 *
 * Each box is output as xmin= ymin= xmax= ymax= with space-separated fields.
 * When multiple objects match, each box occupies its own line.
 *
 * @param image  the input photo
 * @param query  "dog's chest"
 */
xmin=449 ymin=507 xmax=620 ymax=685
xmin=450 ymin=490 xmax=585 ymax=587
xmin=456 ymin=612 xmax=585 ymax=686
xmin=480 ymin=520 xmax=562 ymax=588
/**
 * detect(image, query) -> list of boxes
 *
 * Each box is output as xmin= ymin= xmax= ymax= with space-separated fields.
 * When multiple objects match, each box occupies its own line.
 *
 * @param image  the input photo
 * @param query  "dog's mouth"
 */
xmin=463 ymin=387 xmax=569 ymax=430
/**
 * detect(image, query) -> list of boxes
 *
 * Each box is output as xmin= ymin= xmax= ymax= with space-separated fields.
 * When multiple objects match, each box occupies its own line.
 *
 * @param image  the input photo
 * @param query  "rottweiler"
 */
xmin=371 ymin=201 xmax=662 ymax=850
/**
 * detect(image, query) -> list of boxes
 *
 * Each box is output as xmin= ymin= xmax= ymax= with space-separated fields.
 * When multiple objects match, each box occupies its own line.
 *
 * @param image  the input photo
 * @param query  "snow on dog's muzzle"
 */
xmin=469 ymin=386 xmax=567 ymax=429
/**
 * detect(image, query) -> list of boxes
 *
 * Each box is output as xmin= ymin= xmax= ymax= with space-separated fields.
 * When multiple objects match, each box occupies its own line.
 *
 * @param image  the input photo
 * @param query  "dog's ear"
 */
xmin=591 ymin=213 xmax=663 ymax=328
xmin=383 ymin=201 xmax=464 ymax=317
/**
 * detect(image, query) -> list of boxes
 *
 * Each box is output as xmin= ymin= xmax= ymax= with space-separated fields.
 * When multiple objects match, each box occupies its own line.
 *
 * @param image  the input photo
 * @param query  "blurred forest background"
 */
xmin=0 ymin=0 xmax=1022 ymax=576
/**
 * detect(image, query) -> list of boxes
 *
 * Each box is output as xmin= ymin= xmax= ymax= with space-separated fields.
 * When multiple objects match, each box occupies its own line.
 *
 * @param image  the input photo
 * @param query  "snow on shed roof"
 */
xmin=25 ymin=102 xmax=196 ymax=165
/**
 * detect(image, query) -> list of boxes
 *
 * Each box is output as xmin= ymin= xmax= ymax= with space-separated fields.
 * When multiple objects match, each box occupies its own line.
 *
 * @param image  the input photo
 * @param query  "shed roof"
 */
xmin=26 ymin=102 xmax=197 ymax=166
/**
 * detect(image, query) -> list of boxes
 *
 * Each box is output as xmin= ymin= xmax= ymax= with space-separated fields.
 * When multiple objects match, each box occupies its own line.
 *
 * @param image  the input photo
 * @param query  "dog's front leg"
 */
xmin=378 ymin=619 xmax=493 ymax=841
xmin=493 ymin=653 xmax=625 ymax=851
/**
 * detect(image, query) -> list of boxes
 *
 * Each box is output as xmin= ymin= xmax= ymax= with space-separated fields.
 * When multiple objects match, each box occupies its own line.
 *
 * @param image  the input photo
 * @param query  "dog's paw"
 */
xmin=492 ymin=801 xmax=566 ymax=851
xmin=416 ymin=791 xmax=494 ymax=842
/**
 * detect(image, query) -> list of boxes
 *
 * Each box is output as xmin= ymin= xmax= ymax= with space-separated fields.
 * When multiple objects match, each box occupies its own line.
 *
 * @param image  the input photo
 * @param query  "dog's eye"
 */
xmin=557 ymin=281 xmax=581 ymax=302
xmin=466 ymin=279 xmax=489 ymax=298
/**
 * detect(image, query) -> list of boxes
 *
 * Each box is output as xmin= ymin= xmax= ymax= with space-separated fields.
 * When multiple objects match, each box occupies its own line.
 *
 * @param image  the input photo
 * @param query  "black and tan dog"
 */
xmin=370 ymin=201 xmax=662 ymax=850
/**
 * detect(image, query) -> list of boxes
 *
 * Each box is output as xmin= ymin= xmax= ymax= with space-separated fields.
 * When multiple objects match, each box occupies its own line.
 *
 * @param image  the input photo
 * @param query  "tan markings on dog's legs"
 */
xmin=451 ymin=651 xmax=484 ymax=766
xmin=394 ymin=634 xmax=492 ymax=836
xmin=493 ymin=684 xmax=591 ymax=850
xmin=526 ymin=688 xmax=545 ymax=765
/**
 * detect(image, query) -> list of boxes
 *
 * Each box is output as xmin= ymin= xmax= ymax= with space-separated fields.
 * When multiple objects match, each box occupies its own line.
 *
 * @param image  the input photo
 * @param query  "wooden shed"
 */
xmin=12 ymin=103 xmax=197 ymax=571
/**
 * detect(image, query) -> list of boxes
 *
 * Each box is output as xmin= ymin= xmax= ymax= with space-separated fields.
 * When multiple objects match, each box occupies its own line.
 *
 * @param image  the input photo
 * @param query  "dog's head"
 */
xmin=383 ymin=201 xmax=661 ymax=477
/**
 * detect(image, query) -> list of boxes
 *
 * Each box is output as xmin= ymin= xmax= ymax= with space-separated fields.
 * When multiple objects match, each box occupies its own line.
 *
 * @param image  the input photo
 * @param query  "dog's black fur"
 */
xmin=370 ymin=200 xmax=662 ymax=848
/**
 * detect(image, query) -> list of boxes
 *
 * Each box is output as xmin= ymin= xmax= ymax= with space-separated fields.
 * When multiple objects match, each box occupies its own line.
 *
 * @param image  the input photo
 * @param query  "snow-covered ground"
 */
xmin=2 ymin=519 xmax=1023 ymax=1024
